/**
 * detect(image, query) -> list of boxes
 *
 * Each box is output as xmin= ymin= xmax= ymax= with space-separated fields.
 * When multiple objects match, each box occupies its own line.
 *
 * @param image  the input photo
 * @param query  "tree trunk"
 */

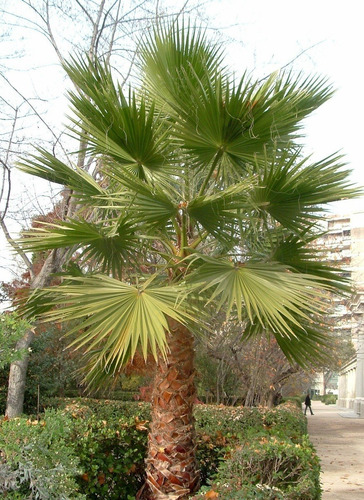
xmin=267 ymin=388 xmax=275 ymax=409
xmin=142 ymin=319 xmax=199 ymax=500
xmin=5 ymin=249 xmax=67 ymax=417
xmin=5 ymin=329 xmax=34 ymax=418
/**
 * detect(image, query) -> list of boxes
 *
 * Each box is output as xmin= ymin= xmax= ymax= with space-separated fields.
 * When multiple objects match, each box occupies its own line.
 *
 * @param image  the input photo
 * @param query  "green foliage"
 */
xmin=321 ymin=394 xmax=338 ymax=405
xmin=1 ymin=399 xmax=319 ymax=499
xmin=45 ymin=397 xmax=150 ymax=420
xmin=263 ymin=403 xmax=307 ymax=438
xmin=63 ymin=402 xmax=149 ymax=499
xmin=42 ymin=399 xmax=150 ymax=498
xmin=194 ymin=401 xmax=306 ymax=439
xmin=22 ymin=326 xmax=82 ymax=414
xmin=281 ymin=396 xmax=304 ymax=410
xmin=0 ymin=409 xmax=84 ymax=499
xmin=0 ymin=312 xmax=32 ymax=369
xmin=194 ymin=434 xmax=321 ymax=499
xmin=32 ymin=276 xmax=196 ymax=388
xmin=193 ymin=403 xmax=319 ymax=500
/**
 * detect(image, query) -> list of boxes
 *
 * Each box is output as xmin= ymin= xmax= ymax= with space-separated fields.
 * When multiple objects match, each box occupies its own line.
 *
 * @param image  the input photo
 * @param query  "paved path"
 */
xmin=306 ymin=401 xmax=364 ymax=499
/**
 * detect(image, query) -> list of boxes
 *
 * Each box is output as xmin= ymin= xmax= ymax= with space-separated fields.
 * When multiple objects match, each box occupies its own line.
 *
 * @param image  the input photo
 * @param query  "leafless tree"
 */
xmin=196 ymin=317 xmax=303 ymax=408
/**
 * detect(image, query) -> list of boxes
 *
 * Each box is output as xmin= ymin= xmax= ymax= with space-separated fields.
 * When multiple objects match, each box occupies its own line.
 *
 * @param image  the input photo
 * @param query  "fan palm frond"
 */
xmin=17 ymin=148 xmax=104 ymax=198
xmin=34 ymin=275 xmax=194 ymax=371
xmin=140 ymin=20 xmax=226 ymax=109
xmin=19 ymin=218 xmax=138 ymax=278
xmin=188 ymin=257 xmax=332 ymax=335
xmin=252 ymin=148 xmax=360 ymax=232
xmin=64 ymin=56 xmax=171 ymax=179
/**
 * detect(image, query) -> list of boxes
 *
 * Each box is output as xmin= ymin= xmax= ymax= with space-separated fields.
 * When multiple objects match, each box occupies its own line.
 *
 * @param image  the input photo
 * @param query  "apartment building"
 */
xmin=313 ymin=213 xmax=364 ymax=416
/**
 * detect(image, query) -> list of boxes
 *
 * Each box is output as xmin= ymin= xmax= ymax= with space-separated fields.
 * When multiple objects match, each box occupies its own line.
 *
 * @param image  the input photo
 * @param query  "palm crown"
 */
xmin=19 ymin=23 xmax=357 ymax=386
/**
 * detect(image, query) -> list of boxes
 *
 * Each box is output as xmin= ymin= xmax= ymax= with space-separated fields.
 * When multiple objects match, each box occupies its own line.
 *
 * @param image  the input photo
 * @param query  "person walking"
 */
xmin=304 ymin=394 xmax=314 ymax=415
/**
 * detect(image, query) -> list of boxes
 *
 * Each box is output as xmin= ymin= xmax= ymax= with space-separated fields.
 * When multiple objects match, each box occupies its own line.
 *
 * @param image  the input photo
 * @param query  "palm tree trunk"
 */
xmin=143 ymin=319 xmax=199 ymax=499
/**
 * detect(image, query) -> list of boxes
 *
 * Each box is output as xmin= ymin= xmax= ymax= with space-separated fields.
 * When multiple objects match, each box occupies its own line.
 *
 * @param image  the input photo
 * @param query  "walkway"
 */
xmin=307 ymin=401 xmax=364 ymax=499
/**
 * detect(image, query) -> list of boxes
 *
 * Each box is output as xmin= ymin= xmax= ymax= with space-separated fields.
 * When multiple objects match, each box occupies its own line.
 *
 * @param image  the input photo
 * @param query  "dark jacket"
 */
xmin=305 ymin=395 xmax=311 ymax=406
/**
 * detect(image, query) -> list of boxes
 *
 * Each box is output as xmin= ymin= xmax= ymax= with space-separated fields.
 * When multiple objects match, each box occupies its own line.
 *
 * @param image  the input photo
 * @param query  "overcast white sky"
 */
xmin=1 ymin=0 xmax=363 ymax=285
xmin=212 ymin=0 xmax=363 ymax=191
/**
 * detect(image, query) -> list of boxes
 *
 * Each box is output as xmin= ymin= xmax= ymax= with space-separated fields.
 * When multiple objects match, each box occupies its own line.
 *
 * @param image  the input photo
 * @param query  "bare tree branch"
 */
xmin=0 ymin=73 xmax=69 ymax=159
xmin=88 ymin=0 xmax=107 ymax=60
xmin=0 ymin=160 xmax=11 ymax=222
xmin=0 ymin=219 xmax=33 ymax=275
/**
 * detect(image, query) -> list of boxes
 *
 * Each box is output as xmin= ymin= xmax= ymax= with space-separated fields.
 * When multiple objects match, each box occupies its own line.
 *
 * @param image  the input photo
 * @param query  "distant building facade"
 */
xmin=314 ymin=214 xmax=364 ymax=416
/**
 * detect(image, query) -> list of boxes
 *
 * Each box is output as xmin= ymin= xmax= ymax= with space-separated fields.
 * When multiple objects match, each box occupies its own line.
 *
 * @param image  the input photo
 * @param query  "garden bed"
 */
xmin=0 ymin=399 xmax=320 ymax=499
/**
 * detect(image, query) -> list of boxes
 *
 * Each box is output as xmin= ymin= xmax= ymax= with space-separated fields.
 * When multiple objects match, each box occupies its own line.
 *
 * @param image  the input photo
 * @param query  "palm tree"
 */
xmin=18 ymin=23 xmax=358 ymax=499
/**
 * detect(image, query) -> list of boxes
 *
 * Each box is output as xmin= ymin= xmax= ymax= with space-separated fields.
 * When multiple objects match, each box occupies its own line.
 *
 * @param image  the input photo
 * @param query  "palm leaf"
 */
xmin=252 ymin=149 xmax=360 ymax=231
xmin=166 ymin=69 xmax=333 ymax=179
xmin=187 ymin=178 xmax=256 ymax=244
xmin=17 ymin=148 xmax=104 ymax=198
xmin=271 ymin=233 xmax=351 ymax=292
xmin=96 ymin=170 xmax=179 ymax=230
xmin=35 ymin=275 xmax=193 ymax=373
xmin=140 ymin=20 xmax=225 ymax=110
xmin=237 ymin=227 xmax=352 ymax=293
xmin=19 ymin=218 xmax=138 ymax=278
xmin=64 ymin=56 xmax=171 ymax=178
xmin=188 ymin=257 xmax=332 ymax=335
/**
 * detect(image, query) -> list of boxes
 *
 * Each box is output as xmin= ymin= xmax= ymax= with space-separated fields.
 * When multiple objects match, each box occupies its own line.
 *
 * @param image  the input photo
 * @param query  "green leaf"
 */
xmin=188 ymin=257 xmax=331 ymax=335
xmin=98 ymin=170 xmax=178 ymax=230
xmin=187 ymin=178 xmax=256 ymax=243
xmin=168 ymin=70 xmax=333 ymax=180
xmin=19 ymin=218 xmax=138 ymax=278
xmin=140 ymin=20 xmax=225 ymax=110
xmin=17 ymin=148 xmax=104 ymax=198
xmin=272 ymin=233 xmax=351 ymax=292
xmin=64 ymin=56 xmax=171 ymax=178
xmin=253 ymin=149 xmax=360 ymax=231
xmin=35 ymin=275 xmax=193 ymax=378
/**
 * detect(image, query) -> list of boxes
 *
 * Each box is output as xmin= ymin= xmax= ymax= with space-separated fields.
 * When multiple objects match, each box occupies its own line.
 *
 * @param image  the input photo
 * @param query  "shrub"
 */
xmin=44 ymin=397 xmax=150 ymax=420
xmin=0 ymin=409 xmax=84 ymax=499
xmin=65 ymin=402 xmax=149 ymax=499
xmin=321 ymin=394 xmax=337 ymax=405
xmin=263 ymin=402 xmax=307 ymax=439
xmin=1 ymin=399 xmax=319 ymax=499
xmin=280 ymin=396 xmax=303 ymax=409
xmin=193 ymin=403 xmax=319 ymax=500
xmin=193 ymin=433 xmax=321 ymax=499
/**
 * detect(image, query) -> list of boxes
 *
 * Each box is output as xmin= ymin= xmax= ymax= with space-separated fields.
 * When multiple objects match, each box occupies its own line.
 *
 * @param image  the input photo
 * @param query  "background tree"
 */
xmin=0 ymin=312 xmax=32 ymax=412
xmin=311 ymin=330 xmax=355 ymax=395
xmin=16 ymin=23 xmax=359 ymax=498
xmin=0 ymin=312 xmax=32 ymax=370
xmin=195 ymin=316 xmax=303 ymax=407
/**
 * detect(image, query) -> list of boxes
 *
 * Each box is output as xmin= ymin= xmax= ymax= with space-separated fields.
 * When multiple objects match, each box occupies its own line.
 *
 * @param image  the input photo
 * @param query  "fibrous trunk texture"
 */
xmin=144 ymin=319 xmax=199 ymax=499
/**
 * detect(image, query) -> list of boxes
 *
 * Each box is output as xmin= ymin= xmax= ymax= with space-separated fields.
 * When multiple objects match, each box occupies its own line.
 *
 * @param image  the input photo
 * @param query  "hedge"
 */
xmin=0 ymin=399 xmax=320 ymax=499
